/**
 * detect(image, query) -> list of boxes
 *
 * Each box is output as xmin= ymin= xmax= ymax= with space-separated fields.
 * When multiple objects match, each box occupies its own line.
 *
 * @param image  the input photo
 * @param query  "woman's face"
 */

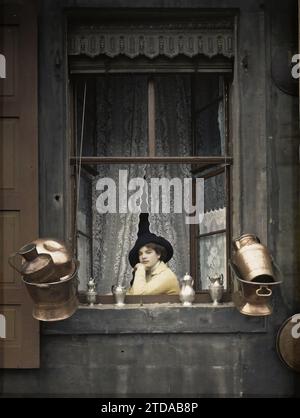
xmin=138 ymin=245 xmax=160 ymax=270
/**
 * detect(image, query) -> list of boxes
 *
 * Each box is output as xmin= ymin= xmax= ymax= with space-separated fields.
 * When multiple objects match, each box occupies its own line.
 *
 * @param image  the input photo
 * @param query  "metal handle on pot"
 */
xmin=256 ymin=286 xmax=272 ymax=297
xmin=8 ymin=252 xmax=22 ymax=274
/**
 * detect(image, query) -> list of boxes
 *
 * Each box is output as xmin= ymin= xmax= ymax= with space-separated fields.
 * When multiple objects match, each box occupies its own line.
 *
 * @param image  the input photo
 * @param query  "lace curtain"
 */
xmin=77 ymin=74 xmax=226 ymax=293
xmin=199 ymin=208 xmax=227 ymax=289
xmin=92 ymin=76 xmax=148 ymax=293
xmin=147 ymin=75 xmax=192 ymax=280
xmin=91 ymin=75 xmax=192 ymax=293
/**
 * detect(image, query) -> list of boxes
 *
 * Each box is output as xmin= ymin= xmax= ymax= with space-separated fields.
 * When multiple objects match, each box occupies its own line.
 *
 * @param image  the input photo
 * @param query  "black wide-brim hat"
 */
xmin=128 ymin=214 xmax=173 ymax=268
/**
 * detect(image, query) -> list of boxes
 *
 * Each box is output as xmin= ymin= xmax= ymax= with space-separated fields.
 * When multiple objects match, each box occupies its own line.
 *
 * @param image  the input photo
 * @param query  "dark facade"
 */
xmin=1 ymin=0 xmax=300 ymax=397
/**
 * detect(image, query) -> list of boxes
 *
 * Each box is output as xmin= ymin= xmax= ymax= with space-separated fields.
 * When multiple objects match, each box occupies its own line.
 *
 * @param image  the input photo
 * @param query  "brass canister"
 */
xmin=22 ymin=261 xmax=79 ymax=321
xmin=233 ymin=234 xmax=274 ymax=282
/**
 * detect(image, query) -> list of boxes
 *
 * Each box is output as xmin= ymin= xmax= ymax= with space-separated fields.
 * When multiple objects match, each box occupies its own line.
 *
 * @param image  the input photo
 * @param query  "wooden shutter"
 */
xmin=0 ymin=0 xmax=39 ymax=368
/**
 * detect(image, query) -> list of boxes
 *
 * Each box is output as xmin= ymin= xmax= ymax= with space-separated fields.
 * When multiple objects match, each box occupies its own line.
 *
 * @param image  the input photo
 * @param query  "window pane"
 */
xmin=75 ymin=73 xmax=226 ymax=159
xmin=77 ymin=233 xmax=92 ymax=291
xmin=76 ymin=163 xmax=200 ymax=293
xmin=153 ymin=74 xmax=226 ymax=157
xmin=200 ymin=171 xmax=226 ymax=234
xmin=194 ymin=74 xmax=225 ymax=156
xmin=76 ymin=75 xmax=148 ymax=157
xmin=75 ymin=167 xmax=229 ymax=293
xmin=198 ymin=231 xmax=227 ymax=290
xmin=77 ymin=171 xmax=93 ymax=290
xmin=197 ymin=171 xmax=227 ymax=290
xmin=154 ymin=75 xmax=192 ymax=156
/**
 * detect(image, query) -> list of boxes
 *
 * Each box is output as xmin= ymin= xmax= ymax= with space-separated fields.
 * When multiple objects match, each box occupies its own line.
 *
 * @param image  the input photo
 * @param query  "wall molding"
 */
xmin=68 ymin=21 xmax=234 ymax=59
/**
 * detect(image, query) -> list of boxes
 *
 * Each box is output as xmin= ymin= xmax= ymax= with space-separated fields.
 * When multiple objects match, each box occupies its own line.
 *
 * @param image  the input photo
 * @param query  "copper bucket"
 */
xmin=230 ymin=261 xmax=281 ymax=316
xmin=22 ymin=261 xmax=79 ymax=321
xmin=232 ymin=276 xmax=281 ymax=316
xmin=233 ymin=234 xmax=275 ymax=282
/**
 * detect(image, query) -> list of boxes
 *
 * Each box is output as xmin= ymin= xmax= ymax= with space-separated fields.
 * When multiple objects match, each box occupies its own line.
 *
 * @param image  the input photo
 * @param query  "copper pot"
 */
xmin=8 ymin=243 xmax=59 ymax=284
xmin=233 ymin=277 xmax=281 ymax=316
xmin=32 ymin=238 xmax=76 ymax=279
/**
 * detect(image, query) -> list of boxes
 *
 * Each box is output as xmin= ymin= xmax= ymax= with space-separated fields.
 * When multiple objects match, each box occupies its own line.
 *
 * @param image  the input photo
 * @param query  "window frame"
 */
xmin=68 ymin=60 xmax=233 ymax=304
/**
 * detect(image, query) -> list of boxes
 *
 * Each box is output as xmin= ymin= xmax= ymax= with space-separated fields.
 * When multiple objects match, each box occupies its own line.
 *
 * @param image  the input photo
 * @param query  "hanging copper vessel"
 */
xmin=32 ymin=238 xmax=76 ymax=279
xmin=232 ymin=275 xmax=281 ymax=316
xmin=8 ymin=243 xmax=59 ymax=284
xmin=230 ymin=260 xmax=281 ymax=316
xmin=22 ymin=261 xmax=79 ymax=321
xmin=233 ymin=234 xmax=274 ymax=282
xmin=8 ymin=238 xmax=80 ymax=321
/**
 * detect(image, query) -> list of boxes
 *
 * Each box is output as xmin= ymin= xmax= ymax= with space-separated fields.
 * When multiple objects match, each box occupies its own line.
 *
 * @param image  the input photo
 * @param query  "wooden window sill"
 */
xmin=42 ymin=301 xmax=267 ymax=335
xmin=78 ymin=292 xmax=232 ymax=305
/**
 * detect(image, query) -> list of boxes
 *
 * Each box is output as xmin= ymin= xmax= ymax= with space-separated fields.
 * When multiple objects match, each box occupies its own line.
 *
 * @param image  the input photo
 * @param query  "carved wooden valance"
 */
xmin=68 ymin=21 xmax=234 ymax=60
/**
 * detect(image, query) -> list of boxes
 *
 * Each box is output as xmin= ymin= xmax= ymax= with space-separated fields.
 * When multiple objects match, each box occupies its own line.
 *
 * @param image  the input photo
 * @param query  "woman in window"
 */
xmin=127 ymin=214 xmax=180 ymax=295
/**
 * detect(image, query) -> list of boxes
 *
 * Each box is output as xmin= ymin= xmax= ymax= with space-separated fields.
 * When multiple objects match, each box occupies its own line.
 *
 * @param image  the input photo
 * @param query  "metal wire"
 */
xmin=75 ymin=81 xmax=87 ymax=240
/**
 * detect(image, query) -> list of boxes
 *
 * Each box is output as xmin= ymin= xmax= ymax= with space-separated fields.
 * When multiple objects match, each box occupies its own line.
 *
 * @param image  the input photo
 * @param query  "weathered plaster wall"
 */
xmin=0 ymin=332 xmax=294 ymax=396
xmin=1 ymin=0 xmax=299 ymax=397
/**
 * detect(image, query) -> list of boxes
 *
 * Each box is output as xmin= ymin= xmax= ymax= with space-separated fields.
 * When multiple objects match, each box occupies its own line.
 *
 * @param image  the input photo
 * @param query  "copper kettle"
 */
xmin=8 ymin=243 xmax=59 ymax=283
xmin=232 ymin=234 xmax=274 ymax=282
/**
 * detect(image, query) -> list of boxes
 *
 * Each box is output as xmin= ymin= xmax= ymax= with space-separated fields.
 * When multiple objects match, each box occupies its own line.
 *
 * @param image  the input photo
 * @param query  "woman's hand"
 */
xmin=134 ymin=263 xmax=145 ymax=272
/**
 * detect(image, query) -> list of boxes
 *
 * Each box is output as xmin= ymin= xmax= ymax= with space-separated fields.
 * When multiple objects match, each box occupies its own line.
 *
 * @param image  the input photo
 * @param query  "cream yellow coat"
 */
xmin=127 ymin=261 xmax=180 ymax=295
